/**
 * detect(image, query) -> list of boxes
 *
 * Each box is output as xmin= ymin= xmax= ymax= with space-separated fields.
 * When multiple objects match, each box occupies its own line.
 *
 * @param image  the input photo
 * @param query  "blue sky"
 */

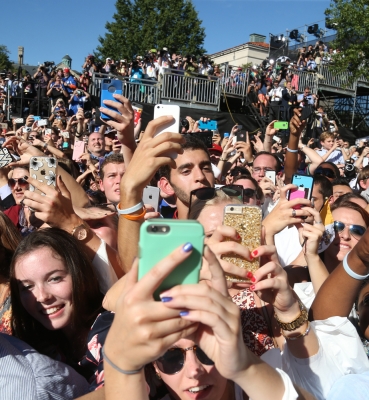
xmin=2 ymin=0 xmax=331 ymax=71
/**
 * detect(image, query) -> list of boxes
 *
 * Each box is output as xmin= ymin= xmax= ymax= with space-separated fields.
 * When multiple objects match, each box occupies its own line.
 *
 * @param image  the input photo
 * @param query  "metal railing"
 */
xmin=317 ymin=65 xmax=356 ymax=92
xmin=290 ymin=69 xmax=318 ymax=94
xmin=91 ymin=74 xmax=159 ymax=104
xmin=161 ymin=72 xmax=220 ymax=107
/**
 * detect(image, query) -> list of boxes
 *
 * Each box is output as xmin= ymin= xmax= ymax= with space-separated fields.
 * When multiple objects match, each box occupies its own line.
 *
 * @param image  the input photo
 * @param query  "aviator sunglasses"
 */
xmin=155 ymin=345 xmax=214 ymax=375
xmin=8 ymin=178 xmax=28 ymax=189
xmin=333 ymin=221 xmax=366 ymax=240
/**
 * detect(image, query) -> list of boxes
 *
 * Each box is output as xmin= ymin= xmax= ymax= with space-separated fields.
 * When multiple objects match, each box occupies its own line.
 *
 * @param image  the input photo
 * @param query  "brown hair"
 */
xmin=10 ymin=228 xmax=102 ymax=362
xmin=0 ymin=212 xmax=21 ymax=280
xmin=319 ymin=131 xmax=334 ymax=142
xmin=331 ymin=200 xmax=369 ymax=227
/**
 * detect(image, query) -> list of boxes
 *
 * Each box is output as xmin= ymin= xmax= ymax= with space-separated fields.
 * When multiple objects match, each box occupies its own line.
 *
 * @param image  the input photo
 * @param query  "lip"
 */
xmin=40 ymin=304 xmax=65 ymax=318
xmin=184 ymin=385 xmax=212 ymax=400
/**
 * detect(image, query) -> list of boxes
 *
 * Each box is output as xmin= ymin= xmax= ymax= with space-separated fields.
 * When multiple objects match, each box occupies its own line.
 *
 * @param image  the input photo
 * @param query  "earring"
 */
xmin=156 ymin=372 xmax=162 ymax=380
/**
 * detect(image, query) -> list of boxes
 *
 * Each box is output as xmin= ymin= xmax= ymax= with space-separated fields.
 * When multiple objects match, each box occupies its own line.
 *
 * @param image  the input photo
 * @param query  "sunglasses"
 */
xmin=333 ymin=221 xmax=366 ymax=240
xmin=243 ymin=188 xmax=256 ymax=199
xmin=8 ymin=178 xmax=28 ymax=189
xmin=156 ymin=346 xmax=214 ymax=375
xmin=189 ymin=185 xmax=243 ymax=213
xmin=315 ymin=168 xmax=336 ymax=179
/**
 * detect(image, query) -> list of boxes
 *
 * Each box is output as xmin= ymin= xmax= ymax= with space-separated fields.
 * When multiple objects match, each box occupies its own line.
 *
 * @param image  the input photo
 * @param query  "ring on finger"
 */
xmin=292 ymin=209 xmax=297 ymax=217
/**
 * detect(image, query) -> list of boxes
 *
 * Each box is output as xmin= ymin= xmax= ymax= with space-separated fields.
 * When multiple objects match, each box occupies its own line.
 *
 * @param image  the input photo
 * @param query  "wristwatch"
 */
xmin=274 ymin=299 xmax=308 ymax=331
xmin=71 ymin=222 xmax=89 ymax=241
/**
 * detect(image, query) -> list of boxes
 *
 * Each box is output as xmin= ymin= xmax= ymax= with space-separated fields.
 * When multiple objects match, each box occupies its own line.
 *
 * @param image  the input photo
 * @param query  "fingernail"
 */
xmin=23 ymin=175 xmax=28 ymax=180
xmin=247 ymin=271 xmax=253 ymax=279
xmin=250 ymin=285 xmax=256 ymax=291
xmin=251 ymin=276 xmax=256 ymax=283
xmin=161 ymin=297 xmax=173 ymax=303
xmin=252 ymin=250 xmax=258 ymax=257
xmin=236 ymin=233 xmax=241 ymax=240
xmin=249 ymin=255 xmax=253 ymax=261
xmin=179 ymin=311 xmax=189 ymax=317
xmin=182 ymin=243 xmax=193 ymax=253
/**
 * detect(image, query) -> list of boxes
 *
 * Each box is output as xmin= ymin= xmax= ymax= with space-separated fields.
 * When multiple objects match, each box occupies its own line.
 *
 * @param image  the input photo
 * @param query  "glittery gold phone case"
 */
xmin=222 ymin=205 xmax=262 ymax=282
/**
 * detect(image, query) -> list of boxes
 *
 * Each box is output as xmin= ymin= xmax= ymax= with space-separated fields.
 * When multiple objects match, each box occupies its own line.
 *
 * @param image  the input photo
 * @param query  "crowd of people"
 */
xmin=0 ymin=49 xmax=369 ymax=399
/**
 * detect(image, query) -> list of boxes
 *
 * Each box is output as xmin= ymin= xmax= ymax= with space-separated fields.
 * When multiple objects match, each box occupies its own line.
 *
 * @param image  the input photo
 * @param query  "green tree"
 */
xmin=95 ymin=0 xmax=206 ymax=61
xmin=325 ymin=0 xmax=369 ymax=83
xmin=0 ymin=45 xmax=12 ymax=71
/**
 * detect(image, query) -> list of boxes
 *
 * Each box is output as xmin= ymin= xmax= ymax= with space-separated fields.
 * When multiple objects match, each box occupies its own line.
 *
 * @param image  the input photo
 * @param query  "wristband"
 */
xmin=121 ymin=207 xmax=146 ymax=221
xmin=116 ymin=201 xmax=144 ymax=215
xmin=343 ymin=252 xmax=369 ymax=280
xmin=219 ymin=158 xmax=227 ymax=161
xmin=286 ymin=147 xmax=298 ymax=153
xmin=102 ymin=346 xmax=143 ymax=375
xmin=44 ymin=143 xmax=48 ymax=149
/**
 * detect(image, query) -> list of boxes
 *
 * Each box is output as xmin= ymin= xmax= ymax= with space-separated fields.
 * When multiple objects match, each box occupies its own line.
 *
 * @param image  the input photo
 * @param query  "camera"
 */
xmin=344 ymin=161 xmax=356 ymax=179
xmin=181 ymin=118 xmax=189 ymax=130
xmin=43 ymin=61 xmax=55 ymax=67
xmin=84 ymin=111 xmax=92 ymax=119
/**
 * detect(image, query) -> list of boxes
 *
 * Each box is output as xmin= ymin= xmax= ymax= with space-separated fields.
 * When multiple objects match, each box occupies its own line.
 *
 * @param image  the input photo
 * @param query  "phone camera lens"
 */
xmin=230 ymin=207 xmax=234 ymax=211
xmin=151 ymin=226 xmax=158 ymax=232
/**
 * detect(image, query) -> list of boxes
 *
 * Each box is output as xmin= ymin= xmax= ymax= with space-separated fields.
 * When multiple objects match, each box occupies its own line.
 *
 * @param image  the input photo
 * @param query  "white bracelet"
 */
xmin=286 ymin=147 xmax=298 ymax=153
xmin=343 ymin=252 xmax=369 ymax=280
xmin=116 ymin=201 xmax=144 ymax=215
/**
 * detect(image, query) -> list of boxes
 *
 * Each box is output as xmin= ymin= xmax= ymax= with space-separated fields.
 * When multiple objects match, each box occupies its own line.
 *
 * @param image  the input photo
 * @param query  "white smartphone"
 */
xmin=265 ymin=171 xmax=276 ymax=185
xmin=153 ymin=104 xmax=180 ymax=136
xmin=38 ymin=119 xmax=48 ymax=127
xmin=142 ymin=186 xmax=160 ymax=212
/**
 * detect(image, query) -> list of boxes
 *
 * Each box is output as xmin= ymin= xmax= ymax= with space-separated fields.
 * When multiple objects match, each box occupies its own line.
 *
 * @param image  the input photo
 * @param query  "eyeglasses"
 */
xmin=333 ymin=221 xmax=366 ymax=240
xmin=243 ymin=188 xmax=256 ymax=199
xmin=156 ymin=346 xmax=214 ymax=375
xmin=315 ymin=168 xmax=336 ymax=179
xmin=252 ymin=167 xmax=275 ymax=174
xmin=8 ymin=178 xmax=28 ymax=189
xmin=189 ymin=185 xmax=244 ymax=214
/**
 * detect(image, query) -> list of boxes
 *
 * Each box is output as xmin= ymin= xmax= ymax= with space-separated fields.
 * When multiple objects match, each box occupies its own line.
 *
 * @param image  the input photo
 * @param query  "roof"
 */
xmin=62 ymin=54 xmax=72 ymax=60
xmin=208 ymin=40 xmax=269 ymax=58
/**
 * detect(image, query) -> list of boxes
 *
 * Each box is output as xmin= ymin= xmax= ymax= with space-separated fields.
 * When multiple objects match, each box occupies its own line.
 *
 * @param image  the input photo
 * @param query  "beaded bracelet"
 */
xmin=102 ymin=346 xmax=143 ymax=375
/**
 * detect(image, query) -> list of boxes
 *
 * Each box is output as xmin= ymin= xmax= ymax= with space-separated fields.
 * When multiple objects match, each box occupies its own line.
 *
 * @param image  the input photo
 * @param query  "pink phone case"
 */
xmin=72 ymin=141 xmax=86 ymax=161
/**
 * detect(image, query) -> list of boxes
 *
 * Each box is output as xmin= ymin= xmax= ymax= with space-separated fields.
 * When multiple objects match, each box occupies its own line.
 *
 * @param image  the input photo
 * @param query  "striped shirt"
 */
xmin=0 ymin=333 xmax=89 ymax=399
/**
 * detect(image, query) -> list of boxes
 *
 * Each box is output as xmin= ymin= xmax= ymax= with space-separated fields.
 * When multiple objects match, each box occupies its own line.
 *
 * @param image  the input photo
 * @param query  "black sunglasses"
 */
xmin=315 ymin=168 xmax=336 ymax=179
xmin=189 ymin=185 xmax=243 ymax=214
xmin=334 ymin=221 xmax=366 ymax=240
xmin=8 ymin=178 xmax=28 ymax=189
xmin=243 ymin=188 xmax=256 ymax=199
xmin=156 ymin=346 xmax=214 ymax=375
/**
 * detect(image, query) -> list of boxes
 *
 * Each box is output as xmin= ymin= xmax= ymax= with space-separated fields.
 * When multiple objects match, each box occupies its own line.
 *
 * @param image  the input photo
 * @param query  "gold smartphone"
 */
xmin=222 ymin=204 xmax=262 ymax=282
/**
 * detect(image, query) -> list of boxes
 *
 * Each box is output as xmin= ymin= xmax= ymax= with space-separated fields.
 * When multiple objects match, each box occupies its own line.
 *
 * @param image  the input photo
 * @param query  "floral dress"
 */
xmin=79 ymin=311 xmax=114 ymax=391
xmin=0 ymin=294 xmax=12 ymax=335
xmin=232 ymin=288 xmax=275 ymax=357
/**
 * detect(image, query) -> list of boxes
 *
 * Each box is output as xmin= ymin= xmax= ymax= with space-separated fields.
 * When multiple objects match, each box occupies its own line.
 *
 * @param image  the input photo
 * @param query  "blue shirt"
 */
xmin=130 ymin=67 xmax=143 ymax=83
xmin=62 ymin=75 xmax=77 ymax=94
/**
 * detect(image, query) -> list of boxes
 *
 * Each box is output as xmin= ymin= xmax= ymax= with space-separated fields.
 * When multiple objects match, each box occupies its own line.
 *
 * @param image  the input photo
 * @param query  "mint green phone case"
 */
xmin=138 ymin=219 xmax=204 ymax=300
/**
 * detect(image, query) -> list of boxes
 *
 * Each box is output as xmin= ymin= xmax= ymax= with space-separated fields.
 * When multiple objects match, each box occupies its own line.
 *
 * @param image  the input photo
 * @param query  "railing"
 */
xmin=161 ymin=71 xmax=220 ymax=107
xmin=91 ymin=74 xmax=159 ymax=104
xmin=90 ymin=68 xmax=369 ymax=115
xmin=317 ymin=65 xmax=356 ymax=92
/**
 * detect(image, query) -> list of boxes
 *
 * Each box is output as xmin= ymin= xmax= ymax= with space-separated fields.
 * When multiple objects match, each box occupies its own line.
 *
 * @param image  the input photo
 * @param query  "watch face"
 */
xmin=75 ymin=226 xmax=88 ymax=241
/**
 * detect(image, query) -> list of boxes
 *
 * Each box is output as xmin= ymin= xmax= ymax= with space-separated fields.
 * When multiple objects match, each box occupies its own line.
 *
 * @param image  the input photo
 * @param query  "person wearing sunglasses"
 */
xmin=313 ymin=161 xmax=339 ymax=182
xmin=233 ymin=174 xmax=262 ymax=205
xmin=103 ymin=245 xmax=315 ymax=400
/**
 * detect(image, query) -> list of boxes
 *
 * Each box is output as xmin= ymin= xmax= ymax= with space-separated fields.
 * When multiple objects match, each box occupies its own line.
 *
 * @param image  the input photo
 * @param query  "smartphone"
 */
xmin=29 ymin=157 xmax=58 ymax=195
xmin=273 ymin=135 xmax=281 ymax=143
xmin=236 ymin=131 xmax=247 ymax=142
xmin=14 ymin=118 xmax=24 ymax=124
xmin=131 ymin=102 xmax=143 ymax=126
xmin=138 ymin=220 xmax=204 ymax=300
xmin=0 ymin=123 xmax=7 ymax=129
xmin=299 ymin=107 xmax=313 ymax=122
xmin=0 ymin=148 xmax=13 ymax=168
xmin=45 ymin=128 xmax=52 ymax=135
xmin=153 ymin=104 xmax=180 ymax=136
xmin=198 ymin=120 xmax=218 ymax=130
xmin=265 ymin=171 xmax=276 ymax=185
xmin=287 ymin=174 xmax=314 ymax=209
xmin=72 ymin=141 xmax=86 ymax=160
xmin=274 ymin=121 xmax=289 ymax=130
xmin=100 ymin=79 xmax=123 ymax=120
xmin=236 ymin=125 xmax=243 ymax=131
xmin=222 ymin=205 xmax=262 ymax=282
xmin=143 ymin=186 xmax=160 ymax=212
xmin=38 ymin=119 xmax=48 ymax=127
xmin=33 ymin=116 xmax=41 ymax=121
